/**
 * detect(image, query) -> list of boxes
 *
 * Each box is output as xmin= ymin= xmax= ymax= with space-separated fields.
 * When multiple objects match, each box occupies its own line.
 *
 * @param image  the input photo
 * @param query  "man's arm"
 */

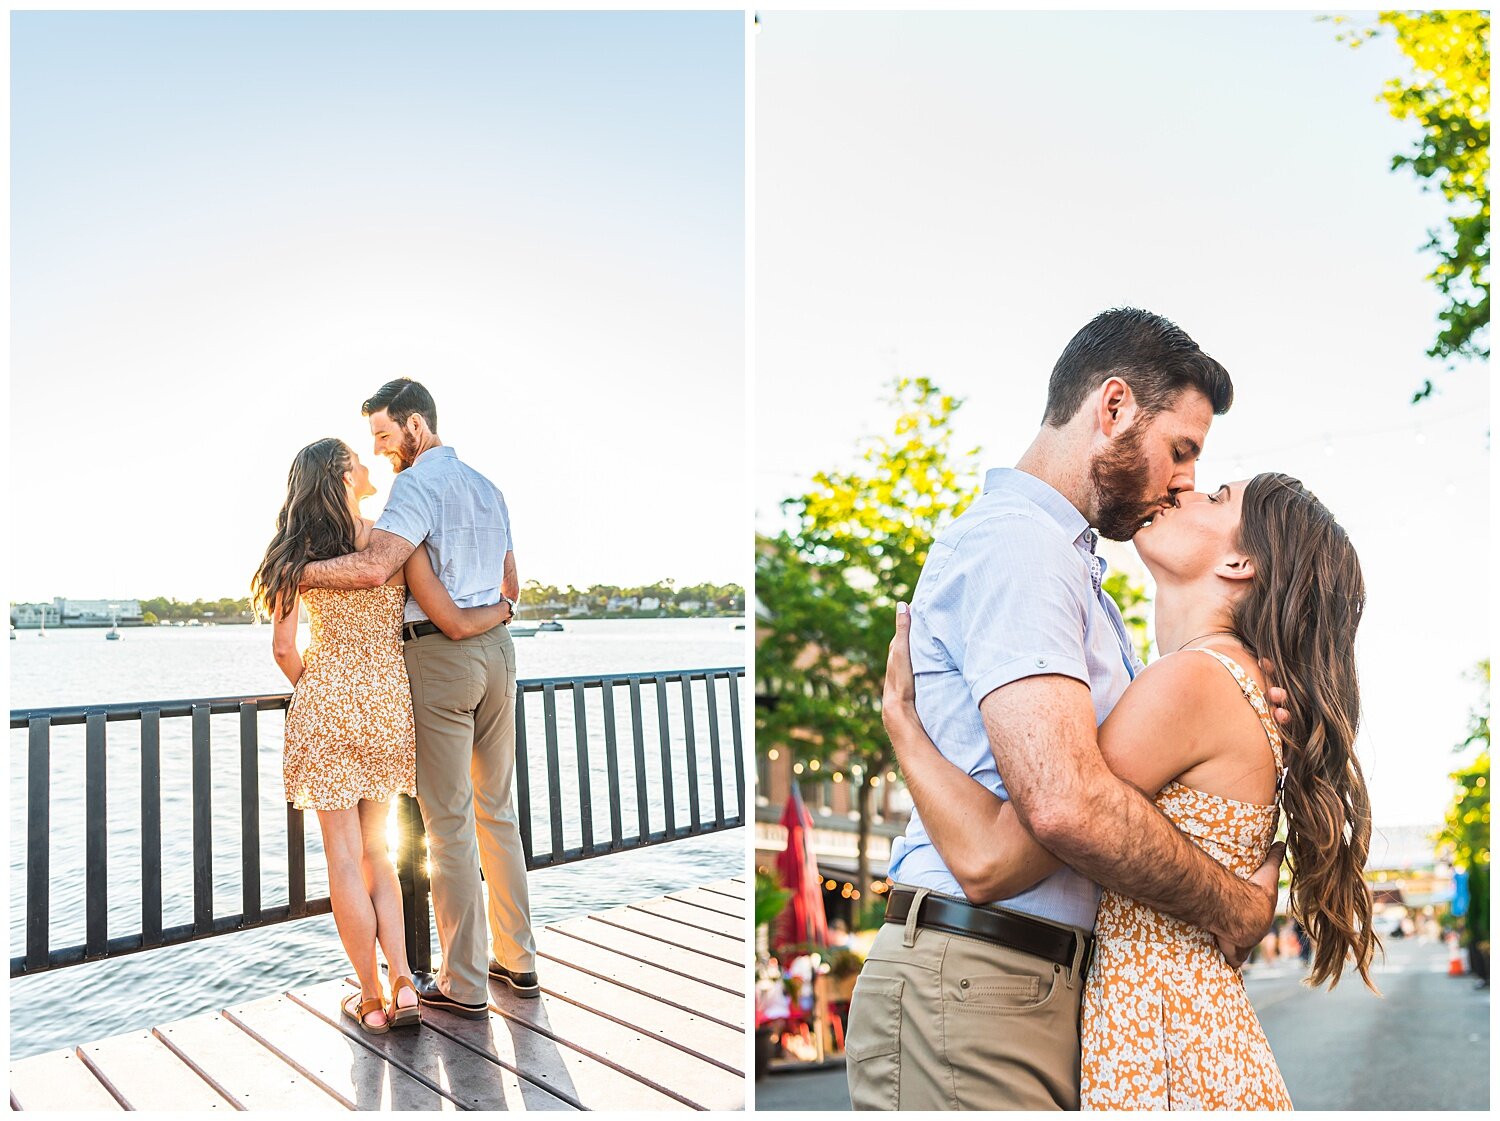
xmin=983 ymin=676 xmax=1275 ymax=948
xmin=301 ymin=529 xmax=416 ymax=590
xmin=501 ymin=550 xmax=519 ymax=603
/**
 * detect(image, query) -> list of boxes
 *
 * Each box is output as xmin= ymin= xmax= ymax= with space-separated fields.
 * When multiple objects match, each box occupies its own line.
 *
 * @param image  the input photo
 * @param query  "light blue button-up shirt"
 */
xmin=374 ymin=446 xmax=513 ymax=625
xmin=886 ymin=467 xmax=1143 ymax=930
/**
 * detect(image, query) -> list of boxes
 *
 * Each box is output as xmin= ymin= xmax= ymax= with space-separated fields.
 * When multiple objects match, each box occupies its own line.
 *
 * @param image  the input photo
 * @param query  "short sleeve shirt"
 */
xmin=885 ymin=468 xmax=1143 ymax=930
xmin=373 ymin=446 xmax=513 ymax=625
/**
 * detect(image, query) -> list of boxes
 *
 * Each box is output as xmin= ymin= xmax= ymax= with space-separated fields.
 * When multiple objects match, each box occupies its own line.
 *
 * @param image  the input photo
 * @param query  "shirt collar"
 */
xmin=411 ymin=445 xmax=456 ymax=469
xmin=983 ymin=467 xmax=1092 ymax=550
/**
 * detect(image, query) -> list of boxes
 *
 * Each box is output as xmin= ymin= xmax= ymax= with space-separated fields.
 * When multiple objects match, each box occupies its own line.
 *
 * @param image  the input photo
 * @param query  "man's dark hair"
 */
xmin=1042 ymin=308 xmax=1233 ymax=427
xmin=362 ymin=378 xmax=438 ymax=432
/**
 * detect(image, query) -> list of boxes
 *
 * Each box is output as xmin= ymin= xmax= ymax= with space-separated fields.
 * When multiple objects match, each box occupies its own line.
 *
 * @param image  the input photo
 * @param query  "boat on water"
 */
xmin=105 ymin=606 xmax=122 ymax=640
xmin=510 ymin=624 xmax=540 ymax=638
xmin=9 ymin=624 xmax=15 ymax=640
xmin=539 ymin=620 xmax=565 ymax=632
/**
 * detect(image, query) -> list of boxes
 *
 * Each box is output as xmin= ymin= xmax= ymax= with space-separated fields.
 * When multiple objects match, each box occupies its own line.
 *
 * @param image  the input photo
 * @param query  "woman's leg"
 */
xmin=358 ymin=799 xmax=416 ymax=1009
xmin=317 ymin=805 xmax=387 ymax=1026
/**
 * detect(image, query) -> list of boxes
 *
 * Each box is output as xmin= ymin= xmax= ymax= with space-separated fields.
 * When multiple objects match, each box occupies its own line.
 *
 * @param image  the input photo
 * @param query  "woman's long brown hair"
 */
xmin=251 ymin=439 xmax=360 ymax=620
xmin=1232 ymin=472 xmax=1379 ymax=990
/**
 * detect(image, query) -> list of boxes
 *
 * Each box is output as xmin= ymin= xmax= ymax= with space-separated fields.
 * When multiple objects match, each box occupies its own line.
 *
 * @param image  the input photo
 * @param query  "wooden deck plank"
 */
xmin=292 ymin=982 xmax=576 ymax=1112
xmin=547 ymin=915 xmax=745 ymax=992
xmin=152 ymin=1012 xmax=350 ymax=1110
xmin=538 ymin=928 xmax=746 ymax=1026
xmin=490 ymin=982 xmax=744 ymax=1110
xmin=666 ymin=886 xmax=745 ymax=920
xmin=226 ymin=990 xmax=460 ymax=1111
xmin=631 ymin=897 xmax=744 ymax=940
xmin=394 ymin=982 xmax=691 ymax=1112
xmin=9 ymin=1049 xmax=123 ymax=1111
xmin=590 ymin=907 xmax=743 ymax=964
xmin=76 ymin=1029 xmax=232 ymax=1110
xmin=700 ymin=877 xmax=747 ymax=900
xmin=534 ymin=957 xmax=744 ymax=1070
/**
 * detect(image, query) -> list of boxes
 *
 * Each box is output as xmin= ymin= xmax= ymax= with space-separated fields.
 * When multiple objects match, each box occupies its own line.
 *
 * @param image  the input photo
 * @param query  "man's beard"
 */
xmin=392 ymin=430 xmax=420 ymax=472
xmin=1089 ymin=422 xmax=1162 ymax=541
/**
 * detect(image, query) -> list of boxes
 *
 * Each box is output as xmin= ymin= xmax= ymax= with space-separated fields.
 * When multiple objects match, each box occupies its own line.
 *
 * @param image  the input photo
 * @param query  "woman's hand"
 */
xmin=881 ymin=602 xmax=919 ymax=744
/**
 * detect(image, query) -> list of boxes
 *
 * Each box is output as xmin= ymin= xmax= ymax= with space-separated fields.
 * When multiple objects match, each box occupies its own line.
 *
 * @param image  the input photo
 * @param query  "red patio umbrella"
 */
xmin=775 ymin=782 xmax=829 ymax=950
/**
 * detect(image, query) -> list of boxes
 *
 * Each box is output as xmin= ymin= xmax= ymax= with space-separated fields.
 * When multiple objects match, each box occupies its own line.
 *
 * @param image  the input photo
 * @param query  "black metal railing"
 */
xmin=10 ymin=667 xmax=746 ymax=977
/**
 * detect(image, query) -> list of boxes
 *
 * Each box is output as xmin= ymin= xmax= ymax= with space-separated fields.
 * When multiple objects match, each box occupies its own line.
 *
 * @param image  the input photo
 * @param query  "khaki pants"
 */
xmin=845 ymin=888 xmax=1089 ymax=1111
xmin=404 ymin=625 xmax=535 ymax=1005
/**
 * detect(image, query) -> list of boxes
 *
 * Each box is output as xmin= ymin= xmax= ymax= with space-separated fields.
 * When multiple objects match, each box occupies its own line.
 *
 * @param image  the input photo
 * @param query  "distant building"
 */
xmin=11 ymin=598 xmax=144 ymax=628
xmin=678 ymin=599 xmax=705 ymax=611
xmin=639 ymin=596 xmax=661 ymax=611
xmin=606 ymin=596 xmax=639 ymax=612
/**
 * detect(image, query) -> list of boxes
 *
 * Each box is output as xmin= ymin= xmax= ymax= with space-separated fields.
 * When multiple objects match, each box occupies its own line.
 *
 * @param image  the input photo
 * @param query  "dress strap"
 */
xmin=1183 ymin=647 xmax=1287 ymax=795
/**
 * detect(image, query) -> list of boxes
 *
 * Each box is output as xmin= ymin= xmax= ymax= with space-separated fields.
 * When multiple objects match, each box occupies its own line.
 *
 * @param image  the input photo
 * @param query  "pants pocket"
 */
xmin=845 ymin=974 xmax=903 ymax=1110
xmin=413 ymin=648 xmax=474 ymax=713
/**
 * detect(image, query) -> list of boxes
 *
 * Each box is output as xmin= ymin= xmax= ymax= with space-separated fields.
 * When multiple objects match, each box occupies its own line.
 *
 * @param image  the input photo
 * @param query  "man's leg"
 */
xmin=405 ymin=635 xmax=489 ymax=1005
xmin=471 ymin=628 xmax=536 ymax=973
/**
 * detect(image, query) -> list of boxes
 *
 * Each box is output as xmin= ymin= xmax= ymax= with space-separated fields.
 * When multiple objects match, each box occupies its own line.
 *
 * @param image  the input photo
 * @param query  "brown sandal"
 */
xmin=342 ymin=991 xmax=390 ymax=1035
xmin=387 ymin=975 xmax=422 ymax=1029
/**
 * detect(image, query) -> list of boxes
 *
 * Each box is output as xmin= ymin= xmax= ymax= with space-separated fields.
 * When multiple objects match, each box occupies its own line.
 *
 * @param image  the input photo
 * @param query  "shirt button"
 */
xmin=1036 ymin=657 xmax=1047 ymax=668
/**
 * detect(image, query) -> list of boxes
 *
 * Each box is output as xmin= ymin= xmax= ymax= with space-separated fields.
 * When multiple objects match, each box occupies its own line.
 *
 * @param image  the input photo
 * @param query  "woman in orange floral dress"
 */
xmin=882 ymin=473 xmax=1379 ymax=1109
xmin=252 ymin=438 xmax=508 ymax=1033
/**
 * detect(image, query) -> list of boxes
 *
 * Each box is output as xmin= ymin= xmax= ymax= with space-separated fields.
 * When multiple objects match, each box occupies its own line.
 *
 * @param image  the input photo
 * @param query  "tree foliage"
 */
xmin=1336 ymin=11 xmax=1490 ymax=395
xmin=1437 ymin=660 xmax=1489 ymax=945
xmin=757 ymin=378 xmax=982 ymax=900
xmin=1438 ymin=659 xmax=1490 ymax=868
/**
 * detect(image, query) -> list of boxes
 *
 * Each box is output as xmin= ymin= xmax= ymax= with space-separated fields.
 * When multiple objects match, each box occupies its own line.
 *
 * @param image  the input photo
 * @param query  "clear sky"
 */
xmin=11 ymin=11 xmax=745 ymax=599
xmin=756 ymin=11 xmax=1490 ymax=830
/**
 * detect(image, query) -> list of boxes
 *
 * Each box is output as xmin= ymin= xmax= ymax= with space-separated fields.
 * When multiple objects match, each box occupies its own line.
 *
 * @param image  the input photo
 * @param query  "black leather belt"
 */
xmin=884 ymin=886 xmax=1091 ymax=971
xmin=402 ymin=621 xmax=444 ymax=642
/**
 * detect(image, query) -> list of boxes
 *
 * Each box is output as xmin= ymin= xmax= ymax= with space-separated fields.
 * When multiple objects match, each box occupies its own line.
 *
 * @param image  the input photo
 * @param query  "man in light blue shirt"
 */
xmin=886 ymin=467 xmax=1144 ymax=931
xmin=847 ymin=309 xmax=1283 ymax=1111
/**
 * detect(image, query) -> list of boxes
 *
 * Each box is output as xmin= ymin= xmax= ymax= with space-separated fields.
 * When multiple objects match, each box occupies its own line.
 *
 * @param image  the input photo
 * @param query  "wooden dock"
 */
xmin=9 ymin=878 xmax=748 ymax=1111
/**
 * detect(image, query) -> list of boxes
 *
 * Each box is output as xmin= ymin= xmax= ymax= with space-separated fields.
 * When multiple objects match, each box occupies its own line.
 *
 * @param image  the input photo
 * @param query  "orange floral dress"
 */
xmin=282 ymin=585 xmax=417 ymax=811
xmin=1080 ymin=648 xmax=1293 ymax=1111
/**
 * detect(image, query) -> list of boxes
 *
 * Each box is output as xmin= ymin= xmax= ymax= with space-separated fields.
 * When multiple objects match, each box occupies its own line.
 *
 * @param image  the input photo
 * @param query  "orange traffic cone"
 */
xmin=1448 ymin=932 xmax=1466 ymax=976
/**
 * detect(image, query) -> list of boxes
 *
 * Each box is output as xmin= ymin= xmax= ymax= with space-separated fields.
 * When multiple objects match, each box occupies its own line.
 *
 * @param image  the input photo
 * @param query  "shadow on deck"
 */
xmin=9 ymin=878 xmax=747 ymax=1112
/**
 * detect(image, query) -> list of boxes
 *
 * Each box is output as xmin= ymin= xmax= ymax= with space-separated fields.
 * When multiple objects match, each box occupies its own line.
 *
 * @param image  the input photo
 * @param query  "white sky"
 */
xmin=755 ymin=10 xmax=1490 ymax=830
xmin=10 ymin=12 xmax=745 ymax=600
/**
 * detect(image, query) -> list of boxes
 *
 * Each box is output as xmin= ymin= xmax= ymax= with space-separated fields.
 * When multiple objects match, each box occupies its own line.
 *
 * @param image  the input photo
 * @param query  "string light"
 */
xmin=793 ymin=762 xmax=804 ymax=774
xmin=768 ymin=749 xmax=779 ymax=761
xmin=808 ymin=759 xmax=820 ymax=771
xmin=832 ymin=772 xmax=844 ymax=783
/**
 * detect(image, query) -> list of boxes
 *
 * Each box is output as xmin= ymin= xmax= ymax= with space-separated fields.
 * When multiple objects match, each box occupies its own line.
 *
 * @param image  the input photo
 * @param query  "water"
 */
xmin=9 ymin=619 xmax=750 ymax=1059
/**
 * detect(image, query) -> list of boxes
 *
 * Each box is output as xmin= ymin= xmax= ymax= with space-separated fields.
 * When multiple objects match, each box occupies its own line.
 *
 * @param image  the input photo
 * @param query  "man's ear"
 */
xmin=1215 ymin=554 xmax=1256 ymax=582
xmin=1096 ymin=376 xmax=1136 ymax=439
xmin=407 ymin=413 xmax=431 ymax=440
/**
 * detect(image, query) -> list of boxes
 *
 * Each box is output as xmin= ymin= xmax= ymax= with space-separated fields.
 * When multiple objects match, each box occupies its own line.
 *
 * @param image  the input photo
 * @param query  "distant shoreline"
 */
xmin=13 ymin=613 xmax=746 ymax=629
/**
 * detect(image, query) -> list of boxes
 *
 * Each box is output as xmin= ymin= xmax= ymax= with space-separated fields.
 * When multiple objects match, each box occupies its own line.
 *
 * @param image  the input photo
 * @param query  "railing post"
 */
xmin=85 ymin=711 xmax=108 ymax=957
xmin=25 ymin=717 xmax=51 ymax=973
xmin=705 ymin=673 xmax=726 ymax=828
xmin=190 ymin=704 xmax=214 ymax=934
xmin=729 ymin=671 xmax=746 ymax=823
xmin=655 ymin=677 xmax=675 ymax=837
xmin=397 ymin=794 xmax=432 ymax=974
xmin=542 ymin=683 xmax=564 ymax=862
xmin=239 ymin=703 xmax=262 ymax=922
xmin=140 ymin=710 xmax=163 ymax=947
xmin=514 ymin=689 xmax=534 ymax=867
